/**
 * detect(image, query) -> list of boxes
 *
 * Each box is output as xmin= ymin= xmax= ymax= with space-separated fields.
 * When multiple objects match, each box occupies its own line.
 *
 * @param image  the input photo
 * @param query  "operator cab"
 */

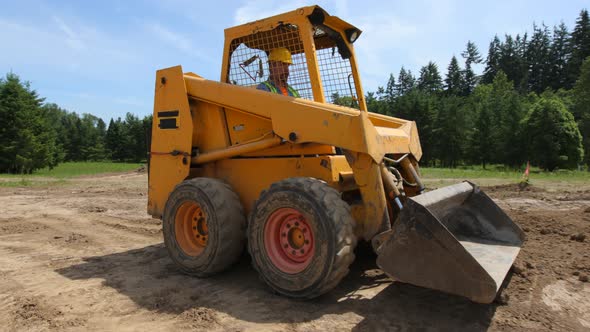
xmin=222 ymin=6 xmax=364 ymax=109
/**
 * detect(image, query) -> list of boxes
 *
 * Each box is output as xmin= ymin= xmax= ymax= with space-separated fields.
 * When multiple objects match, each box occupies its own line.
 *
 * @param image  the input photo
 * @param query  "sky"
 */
xmin=0 ymin=0 xmax=587 ymax=121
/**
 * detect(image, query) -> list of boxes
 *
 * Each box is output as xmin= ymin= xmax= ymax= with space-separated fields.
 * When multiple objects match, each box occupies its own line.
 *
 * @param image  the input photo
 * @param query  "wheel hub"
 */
xmin=264 ymin=207 xmax=314 ymax=274
xmin=175 ymin=201 xmax=208 ymax=256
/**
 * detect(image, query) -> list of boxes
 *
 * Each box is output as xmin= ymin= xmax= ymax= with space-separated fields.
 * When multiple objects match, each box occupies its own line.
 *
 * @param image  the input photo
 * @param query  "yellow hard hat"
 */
xmin=268 ymin=47 xmax=292 ymax=64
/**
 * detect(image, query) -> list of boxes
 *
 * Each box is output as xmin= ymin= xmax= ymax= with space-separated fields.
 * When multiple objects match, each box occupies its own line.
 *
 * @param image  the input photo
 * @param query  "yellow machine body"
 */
xmin=147 ymin=5 xmax=523 ymax=304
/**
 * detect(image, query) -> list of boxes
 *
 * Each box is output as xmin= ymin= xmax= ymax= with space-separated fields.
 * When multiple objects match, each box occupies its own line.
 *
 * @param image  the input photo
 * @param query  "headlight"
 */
xmin=345 ymin=29 xmax=361 ymax=43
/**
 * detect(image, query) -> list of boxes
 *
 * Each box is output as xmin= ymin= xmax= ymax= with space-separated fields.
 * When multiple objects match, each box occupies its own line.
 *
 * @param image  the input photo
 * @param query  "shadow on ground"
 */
xmin=56 ymin=243 xmax=497 ymax=331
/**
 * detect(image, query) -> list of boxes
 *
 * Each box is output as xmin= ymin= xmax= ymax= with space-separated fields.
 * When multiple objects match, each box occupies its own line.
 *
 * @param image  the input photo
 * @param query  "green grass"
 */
xmin=31 ymin=162 xmax=143 ymax=178
xmin=0 ymin=162 xmax=143 ymax=187
xmin=421 ymin=166 xmax=590 ymax=182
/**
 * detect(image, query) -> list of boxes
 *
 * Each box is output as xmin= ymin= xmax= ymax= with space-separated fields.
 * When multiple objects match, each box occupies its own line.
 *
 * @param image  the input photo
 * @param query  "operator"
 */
xmin=256 ymin=47 xmax=300 ymax=97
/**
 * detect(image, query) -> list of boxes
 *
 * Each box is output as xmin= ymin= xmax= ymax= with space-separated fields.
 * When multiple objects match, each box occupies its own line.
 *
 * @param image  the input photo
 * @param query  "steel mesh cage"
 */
xmin=316 ymin=47 xmax=358 ymax=108
xmin=228 ymin=25 xmax=313 ymax=100
xmin=226 ymin=23 xmax=359 ymax=107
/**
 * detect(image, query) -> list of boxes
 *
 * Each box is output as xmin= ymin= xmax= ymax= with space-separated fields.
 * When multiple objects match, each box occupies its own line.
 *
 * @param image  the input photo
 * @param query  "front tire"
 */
xmin=248 ymin=177 xmax=356 ymax=298
xmin=163 ymin=178 xmax=245 ymax=277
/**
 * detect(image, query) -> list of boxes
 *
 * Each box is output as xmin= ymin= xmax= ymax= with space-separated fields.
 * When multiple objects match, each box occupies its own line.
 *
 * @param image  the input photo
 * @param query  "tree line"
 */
xmin=1 ymin=9 xmax=589 ymax=173
xmin=354 ymin=8 xmax=590 ymax=170
xmin=0 ymin=73 xmax=152 ymax=173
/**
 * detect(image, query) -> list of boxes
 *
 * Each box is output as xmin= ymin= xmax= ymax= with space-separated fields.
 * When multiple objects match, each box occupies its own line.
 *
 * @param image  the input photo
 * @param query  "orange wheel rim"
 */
xmin=175 ymin=201 xmax=208 ymax=256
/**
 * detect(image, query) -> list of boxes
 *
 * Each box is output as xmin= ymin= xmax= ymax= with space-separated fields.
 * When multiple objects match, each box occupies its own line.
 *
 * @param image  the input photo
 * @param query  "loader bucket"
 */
xmin=375 ymin=182 xmax=524 ymax=303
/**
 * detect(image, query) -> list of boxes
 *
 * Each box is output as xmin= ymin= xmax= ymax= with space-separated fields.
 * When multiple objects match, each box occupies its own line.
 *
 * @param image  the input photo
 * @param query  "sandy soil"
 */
xmin=1 ymin=172 xmax=589 ymax=331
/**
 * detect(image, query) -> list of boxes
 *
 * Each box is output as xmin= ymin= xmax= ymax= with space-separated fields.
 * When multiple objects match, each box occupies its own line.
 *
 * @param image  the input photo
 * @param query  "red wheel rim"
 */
xmin=264 ymin=207 xmax=314 ymax=274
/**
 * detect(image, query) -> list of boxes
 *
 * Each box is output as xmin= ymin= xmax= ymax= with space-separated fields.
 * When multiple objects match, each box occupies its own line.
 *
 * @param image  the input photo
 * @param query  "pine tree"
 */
xmin=567 ymin=9 xmax=590 ymax=88
xmin=549 ymin=22 xmax=571 ymax=90
xmin=461 ymin=41 xmax=483 ymax=95
xmin=489 ymin=72 xmax=526 ymax=166
xmin=366 ymin=92 xmax=379 ymax=113
xmin=79 ymin=113 xmax=107 ymax=161
xmin=499 ymin=34 xmax=528 ymax=92
xmin=434 ymin=96 xmax=468 ymax=167
xmin=404 ymin=91 xmax=437 ymax=165
xmin=97 ymin=118 xmax=107 ymax=140
xmin=526 ymin=24 xmax=552 ymax=93
xmin=62 ymin=113 xmax=83 ymax=161
xmin=395 ymin=67 xmax=415 ymax=97
xmin=0 ymin=73 xmax=58 ymax=173
xmin=106 ymin=118 xmax=125 ymax=161
xmin=382 ymin=73 xmax=396 ymax=114
xmin=385 ymin=74 xmax=395 ymax=101
xmin=482 ymin=35 xmax=501 ymax=84
xmin=572 ymin=56 xmax=590 ymax=166
xmin=41 ymin=103 xmax=67 ymax=163
xmin=124 ymin=113 xmax=147 ymax=162
xmin=469 ymin=85 xmax=493 ymax=168
xmin=444 ymin=56 xmax=463 ymax=95
xmin=417 ymin=61 xmax=443 ymax=94
xmin=515 ymin=33 xmax=530 ymax=92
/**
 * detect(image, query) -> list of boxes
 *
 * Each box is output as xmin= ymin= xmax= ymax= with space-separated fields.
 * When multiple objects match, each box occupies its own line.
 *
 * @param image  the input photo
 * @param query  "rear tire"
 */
xmin=248 ymin=177 xmax=356 ymax=298
xmin=163 ymin=178 xmax=245 ymax=276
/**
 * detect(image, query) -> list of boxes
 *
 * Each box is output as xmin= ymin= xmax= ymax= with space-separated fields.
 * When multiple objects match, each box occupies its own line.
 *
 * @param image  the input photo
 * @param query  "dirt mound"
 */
xmin=11 ymin=296 xmax=85 ymax=330
xmin=482 ymin=183 xmax=547 ymax=200
xmin=180 ymin=307 xmax=218 ymax=329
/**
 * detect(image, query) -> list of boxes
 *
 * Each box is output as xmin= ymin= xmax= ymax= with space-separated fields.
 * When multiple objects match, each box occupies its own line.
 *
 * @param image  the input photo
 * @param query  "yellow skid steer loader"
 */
xmin=147 ymin=5 xmax=524 ymax=303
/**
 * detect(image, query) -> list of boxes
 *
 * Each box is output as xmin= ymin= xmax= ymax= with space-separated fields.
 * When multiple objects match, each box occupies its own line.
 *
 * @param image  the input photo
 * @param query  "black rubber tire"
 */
xmin=248 ymin=177 xmax=356 ymax=298
xmin=163 ymin=178 xmax=246 ymax=277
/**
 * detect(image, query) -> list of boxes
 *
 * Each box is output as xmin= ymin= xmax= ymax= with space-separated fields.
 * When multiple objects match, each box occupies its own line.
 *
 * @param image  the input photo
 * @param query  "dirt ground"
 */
xmin=1 ymin=172 xmax=589 ymax=331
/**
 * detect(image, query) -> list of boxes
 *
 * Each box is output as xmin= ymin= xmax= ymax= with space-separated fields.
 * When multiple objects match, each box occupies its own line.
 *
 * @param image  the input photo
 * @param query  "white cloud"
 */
xmin=354 ymin=16 xmax=418 ymax=90
xmin=233 ymin=0 xmax=308 ymax=24
xmin=52 ymin=16 xmax=85 ymax=51
xmin=0 ymin=15 xmax=139 ymax=72
xmin=355 ymin=15 xmax=417 ymax=72
xmin=233 ymin=0 xmax=352 ymax=24
xmin=147 ymin=22 xmax=215 ymax=64
xmin=231 ymin=1 xmax=418 ymax=91
xmin=149 ymin=23 xmax=193 ymax=53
